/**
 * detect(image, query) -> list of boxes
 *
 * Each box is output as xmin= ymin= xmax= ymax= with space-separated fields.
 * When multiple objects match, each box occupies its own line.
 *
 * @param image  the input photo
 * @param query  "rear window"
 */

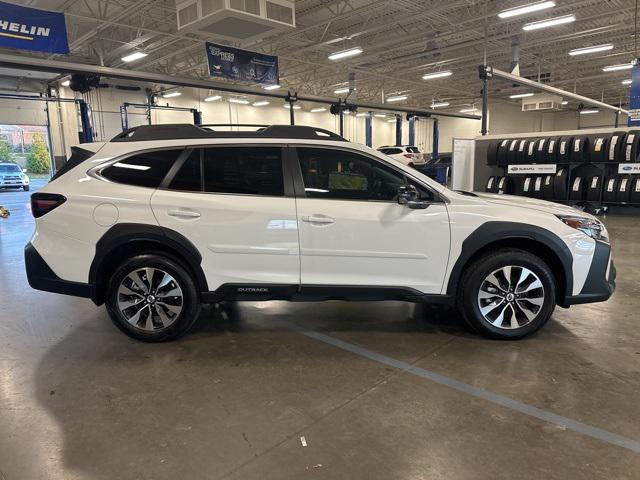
xmin=50 ymin=147 xmax=94 ymax=181
xmin=101 ymin=149 xmax=181 ymax=188
xmin=0 ymin=164 xmax=21 ymax=173
xmin=406 ymin=147 xmax=420 ymax=153
xmin=379 ymin=148 xmax=402 ymax=155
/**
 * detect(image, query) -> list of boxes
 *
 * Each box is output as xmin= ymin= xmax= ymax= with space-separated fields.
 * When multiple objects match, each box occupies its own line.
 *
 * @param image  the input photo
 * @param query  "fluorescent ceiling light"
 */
xmin=387 ymin=119 xmax=397 ymax=123
xmin=498 ymin=1 xmax=555 ymax=19
xmin=580 ymin=108 xmax=599 ymax=114
xmin=61 ymin=79 xmax=70 ymax=87
xmin=431 ymin=101 xmax=450 ymax=108
xmin=561 ymin=100 xmax=568 ymax=105
xmin=328 ymin=47 xmax=363 ymax=61
xmin=162 ymin=91 xmax=181 ymax=98
xmin=356 ymin=112 xmax=367 ymax=117
xmin=263 ymin=84 xmax=280 ymax=90
xmin=622 ymin=79 xmax=632 ymax=85
xmin=204 ymin=95 xmax=222 ymax=102
xmin=509 ymin=92 xmax=535 ymax=99
xmin=310 ymin=107 xmax=327 ymax=113
xmin=229 ymin=97 xmax=250 ymax=104
xmin=373 ymin=113 xmax=387 ymax=118
xmin=386 ymin=95 xmax=408 ymax=102
xmin=422 ymin=71 xmax=452 ymax=80
xmin=121 ymin=51 xmax=148 ymax=62
xmin=252 ymin=101 xmax=269 ymax=106
xmin=283 ymin=104 xmax=301 ymax=110
xmin=459 ymin=107 xmax=478 ymax=113
xmin=603 ymin=63 xmax=633 ymax=72
xmin=523 ymin=14 xmax=576 ymax=31
xmin=334 ymin=86 xmax=351 ymax=94
xmin=568 ymin=44 xmax=613 ymax=56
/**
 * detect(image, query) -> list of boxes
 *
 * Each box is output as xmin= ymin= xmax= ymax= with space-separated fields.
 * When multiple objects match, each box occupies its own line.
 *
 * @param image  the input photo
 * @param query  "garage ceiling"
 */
xmin=3 ymin=0 xmax=635 ymax=110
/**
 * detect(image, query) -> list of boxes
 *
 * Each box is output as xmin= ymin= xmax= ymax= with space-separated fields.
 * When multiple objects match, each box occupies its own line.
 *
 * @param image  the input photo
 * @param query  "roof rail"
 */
xmin=110 ymin=124 xmax=347 ymax=142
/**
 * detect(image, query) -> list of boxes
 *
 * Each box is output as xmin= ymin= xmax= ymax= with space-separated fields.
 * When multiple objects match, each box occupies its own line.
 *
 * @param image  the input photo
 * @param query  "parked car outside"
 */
xmin=0 ymin=162 xmax=30 ymax=191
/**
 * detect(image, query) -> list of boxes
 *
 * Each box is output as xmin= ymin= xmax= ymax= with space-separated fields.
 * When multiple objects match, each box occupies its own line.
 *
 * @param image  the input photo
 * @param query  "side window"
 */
xmin=169 ymin=149 xmax=201 ymax=192
xmin=101 ymin=149 xmax=180 ymax=188
xmin=203 ymin=147 xmax=284 ymax=196
xmin=297 ymin=147 xmax=410 ymax=201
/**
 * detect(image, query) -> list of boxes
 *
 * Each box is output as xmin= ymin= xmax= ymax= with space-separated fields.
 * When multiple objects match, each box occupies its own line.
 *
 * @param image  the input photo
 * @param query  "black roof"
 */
xmin=111 ymin=124 xmax=346 ymax=142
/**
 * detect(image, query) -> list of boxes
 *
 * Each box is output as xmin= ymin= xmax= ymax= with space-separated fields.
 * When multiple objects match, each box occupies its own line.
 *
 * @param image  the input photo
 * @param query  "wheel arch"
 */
xmin=89 ymin=223 xmax=208 ymax=305
xmin=446 ymin=222 xmax=573 ymax=305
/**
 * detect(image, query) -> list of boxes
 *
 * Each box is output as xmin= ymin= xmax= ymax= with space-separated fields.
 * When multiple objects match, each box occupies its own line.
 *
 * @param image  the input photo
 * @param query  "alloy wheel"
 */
xmin=477 ymin=265 xmax=545 ymax=330
xmin=117 ymin=267 xmax=184 ymax=332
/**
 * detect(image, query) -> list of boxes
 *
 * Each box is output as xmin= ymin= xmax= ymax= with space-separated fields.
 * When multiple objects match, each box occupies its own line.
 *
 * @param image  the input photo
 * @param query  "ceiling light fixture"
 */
xmin=498 ymin=1 xmax=555 ymax=18
xmin=422 ymin=71 xmax=452 ymax=80
xmin=162 ymin=91 xmax=181 ymax=98
xmin=603 ymin=63 xmax=634 ymax=72
xmin=204 ymin=95 xmax=222 ymax=102
xmin=334 ymin=86 xmax=351 ymax=94
xmin=561 ymin=100 xmax=568 ymax=105
xmin=374 ymin=113 xmax=387 ymax=118
xmin=121 ymin=51 xmax=148 ymax=62
xmin=522 ymin=14 xmax=576 ymax=31
xmin=228 ymin=98 xmax=250 ymax=104
xmin=622 ymin=79 xmax=632 ymax=85
xmin=252 ymin=101 xmax=269 ymax=106
xmin=580 ymin=108 xmax=599 ymax=114
xmin=459 ymin=107 xmax=478 ymax=113
xmin=568 ymin=44 xmax=614 ymax=56
xmin=284 ymin=104 xmax=301 ymax=110
xmin=310 ymin=107 xmax=327 ymax=113
xmin=431 ymin=101 xmax=450 ymax=108
xmin=328 ymin=47 xmax=363 ymax=61
xmin=509 ymin=92 xmax=535 ymax=99
xmin=387 ymin=119 xmax=397 ymax=123
xmin=356 ymin=112 xmax=368 ymax=117
xmin=263 ymin=84 xmax=280 ymax=90
xmin=386 ymin=94 xmax=408 ymax=102
xmin=61 ymin=79 xmax=70 ymax=87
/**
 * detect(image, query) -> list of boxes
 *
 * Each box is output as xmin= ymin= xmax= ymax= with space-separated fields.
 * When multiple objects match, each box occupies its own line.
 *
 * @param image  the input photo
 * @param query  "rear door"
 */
xmin=151 ymin=145 xmax=300 ymax=293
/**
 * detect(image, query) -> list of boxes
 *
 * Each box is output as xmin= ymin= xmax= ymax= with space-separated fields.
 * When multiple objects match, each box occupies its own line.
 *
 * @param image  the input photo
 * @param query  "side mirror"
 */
xmin=22 ymin=168 xmax=27 ymax=173
xmin=397 ymin=184 xmax=429 ymax=209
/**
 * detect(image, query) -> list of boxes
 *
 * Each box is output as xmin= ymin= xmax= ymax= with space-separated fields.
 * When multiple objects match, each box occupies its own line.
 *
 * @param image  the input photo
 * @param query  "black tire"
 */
xmin=23 ymin=185 xmax=29 ymax=191
xmin=105 ymin=254 xmax=202 ymax=342
xmin=457 ymin=249 xmax=556 ymax=340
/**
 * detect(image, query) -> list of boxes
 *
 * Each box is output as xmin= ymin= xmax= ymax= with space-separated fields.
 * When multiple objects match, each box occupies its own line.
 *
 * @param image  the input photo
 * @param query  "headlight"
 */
xmin=557 ymin=215 xmax=609 ymax=243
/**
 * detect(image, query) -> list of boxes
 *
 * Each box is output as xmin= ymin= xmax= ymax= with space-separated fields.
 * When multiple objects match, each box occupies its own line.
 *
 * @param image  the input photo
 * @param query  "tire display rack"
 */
xmin=479 ymin=129 xmax=640 ymax=209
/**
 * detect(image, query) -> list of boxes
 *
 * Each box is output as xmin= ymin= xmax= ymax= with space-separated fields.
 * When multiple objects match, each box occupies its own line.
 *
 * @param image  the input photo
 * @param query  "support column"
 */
xmin=395 ymin=116 xmax=402 ymax=146
xmin=408 ymin=116 xmax=416 ymax=146
xmin=479 ymin=64 xmax=490 ymax=135
xmin=365 ymin=112 xmax=372 ymax=147
xmin=78 ymin=99 xmax=93 ymax=143
xmin=432 ymin=118 xmax=439 ymax=160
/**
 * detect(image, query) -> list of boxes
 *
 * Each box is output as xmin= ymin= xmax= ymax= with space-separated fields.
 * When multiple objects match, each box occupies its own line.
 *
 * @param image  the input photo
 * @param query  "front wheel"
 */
xmin=457 ymin=249 xmax=556 ymax=340
xmin=105 ymin=254 xmax=202 ymax=342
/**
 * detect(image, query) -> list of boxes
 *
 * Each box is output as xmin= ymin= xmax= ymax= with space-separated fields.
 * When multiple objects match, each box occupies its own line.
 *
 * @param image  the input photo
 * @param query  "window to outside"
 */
xmin=101 ymin=149 xmax=180 ymax=188
xmin=203 ymin=147 xmax=284 ymax=196
xmin=169 ymin=149 xmax=201 ymax=192
xmin=297 ymin=147 xmax=415 ymax=201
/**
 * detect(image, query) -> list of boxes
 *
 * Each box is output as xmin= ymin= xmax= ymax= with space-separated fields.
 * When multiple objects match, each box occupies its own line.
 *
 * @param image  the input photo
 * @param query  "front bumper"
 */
xmin=25 ymin=242 xmax=91 ymax=299
xmin=561 ymin=241 xmax=616 ymax=306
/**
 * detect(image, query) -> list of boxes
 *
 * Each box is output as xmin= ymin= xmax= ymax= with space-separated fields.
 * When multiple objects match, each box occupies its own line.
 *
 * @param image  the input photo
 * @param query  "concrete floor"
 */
xmin=1 ymin=183 xmax=639 ymax=480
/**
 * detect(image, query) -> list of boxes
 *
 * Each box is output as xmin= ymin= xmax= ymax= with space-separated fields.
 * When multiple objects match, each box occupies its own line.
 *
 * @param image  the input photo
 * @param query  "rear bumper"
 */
xmin=24 ymin=242 xmax=92 ymax=299
xmin=561 ymin=241 xmax=616 ymax=306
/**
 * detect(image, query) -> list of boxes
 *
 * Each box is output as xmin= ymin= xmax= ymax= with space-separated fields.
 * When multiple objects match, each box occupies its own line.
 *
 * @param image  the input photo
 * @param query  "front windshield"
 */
xmin=0 ymin=165 xmax=20 ymax=173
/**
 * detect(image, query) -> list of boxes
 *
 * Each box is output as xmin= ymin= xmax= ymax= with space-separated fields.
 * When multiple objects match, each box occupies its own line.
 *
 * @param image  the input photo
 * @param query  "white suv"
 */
xmin=0 ymin=162 xmax=30 ymax=191
xmin=25 ymin=124 xmax=615 ymax=342
xmin=377 ymin=145 xmax=426 ymax=167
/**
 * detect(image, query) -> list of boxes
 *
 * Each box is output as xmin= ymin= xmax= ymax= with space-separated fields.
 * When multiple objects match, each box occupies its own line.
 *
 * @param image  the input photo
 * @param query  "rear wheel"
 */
xmin=105 ymin=254 xmax=201 ymax=342
xmin=457 ymin=249 xmax=556 ymax=339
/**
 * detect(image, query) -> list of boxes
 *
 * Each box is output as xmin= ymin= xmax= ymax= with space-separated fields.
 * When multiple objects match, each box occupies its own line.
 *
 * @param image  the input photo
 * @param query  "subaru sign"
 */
xmin=205 ymin=41 xmax=278 ymax=86
xmin=0 ymin=1 xmax=69 ymax=54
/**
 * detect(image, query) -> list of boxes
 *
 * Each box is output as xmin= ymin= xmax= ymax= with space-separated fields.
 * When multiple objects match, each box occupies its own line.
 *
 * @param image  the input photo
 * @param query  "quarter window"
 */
xmin=169 ymin=149 xmax=202 ymax=192
xmin=203 ymin=147 xmax=284 ymax=196
xmin=101 ymin=149 xmax=180 ymax=188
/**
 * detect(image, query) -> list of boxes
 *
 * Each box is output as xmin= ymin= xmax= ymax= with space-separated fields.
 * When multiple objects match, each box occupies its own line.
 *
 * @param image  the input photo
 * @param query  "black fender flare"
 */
xmin=446 ymin=221 xmax=574 ymax=302
xmin=89 ymin=223 xmax=208 ymax=304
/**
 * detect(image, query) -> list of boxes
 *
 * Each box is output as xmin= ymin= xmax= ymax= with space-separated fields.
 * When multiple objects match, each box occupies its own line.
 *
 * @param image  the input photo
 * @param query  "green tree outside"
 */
xmin=0 ymin=137 xmax=12 ymax=161
xmin=26 ymin=133 xmax=51 ymax=174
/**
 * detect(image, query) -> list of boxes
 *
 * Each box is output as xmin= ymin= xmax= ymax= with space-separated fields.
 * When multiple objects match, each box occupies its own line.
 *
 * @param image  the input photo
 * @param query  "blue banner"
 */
xmin=205 ymin=42 xmax=278 ymax=86
xmin=628 ymin=62 xmax=640 ymax=126
xmin=0 ymin=1 xmax=69 ymax=54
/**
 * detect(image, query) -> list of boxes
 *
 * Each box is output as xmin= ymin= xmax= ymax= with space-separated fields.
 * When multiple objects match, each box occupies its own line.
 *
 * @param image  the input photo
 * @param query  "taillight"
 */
xmin=30 ymin=193 xmax=66 ymax=218
xmin=403 ymin=153 xmax=413 ymax=159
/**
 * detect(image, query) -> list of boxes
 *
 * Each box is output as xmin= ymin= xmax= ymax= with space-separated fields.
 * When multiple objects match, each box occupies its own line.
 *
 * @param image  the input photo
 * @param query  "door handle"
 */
xmin=168 ymin=209 xmax=201 ymax=219
xmin=301 ymin=215 xmax=335 ymax=224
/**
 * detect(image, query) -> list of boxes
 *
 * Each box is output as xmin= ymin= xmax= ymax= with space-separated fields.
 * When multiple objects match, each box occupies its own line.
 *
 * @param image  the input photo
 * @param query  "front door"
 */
xmin=293 ymin=146 xmax=450 ymax=294
xmin=151 ymin=146 xmax=300 ymax=292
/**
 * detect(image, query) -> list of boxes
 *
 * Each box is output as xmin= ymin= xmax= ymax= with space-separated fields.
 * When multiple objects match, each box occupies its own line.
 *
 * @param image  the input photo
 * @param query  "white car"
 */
xmin=377 ymin=145 xmax=426 ymax=167
xmin=25 ymin=124 xmax=615 ymax=342
xmin=0 ymin=162 xmax=29 ymax=191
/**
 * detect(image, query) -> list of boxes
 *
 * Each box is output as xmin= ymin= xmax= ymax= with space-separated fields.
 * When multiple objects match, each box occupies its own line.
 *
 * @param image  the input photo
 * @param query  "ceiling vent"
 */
xmin=175 ymin=0 xmax=295 ymax=43
xmin=521 ymin=93 xmax=563 ymax=112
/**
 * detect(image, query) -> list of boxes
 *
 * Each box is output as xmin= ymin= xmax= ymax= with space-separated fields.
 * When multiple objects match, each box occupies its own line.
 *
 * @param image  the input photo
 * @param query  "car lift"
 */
xmin=119 ymin=102 xmax=202 ymax=131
